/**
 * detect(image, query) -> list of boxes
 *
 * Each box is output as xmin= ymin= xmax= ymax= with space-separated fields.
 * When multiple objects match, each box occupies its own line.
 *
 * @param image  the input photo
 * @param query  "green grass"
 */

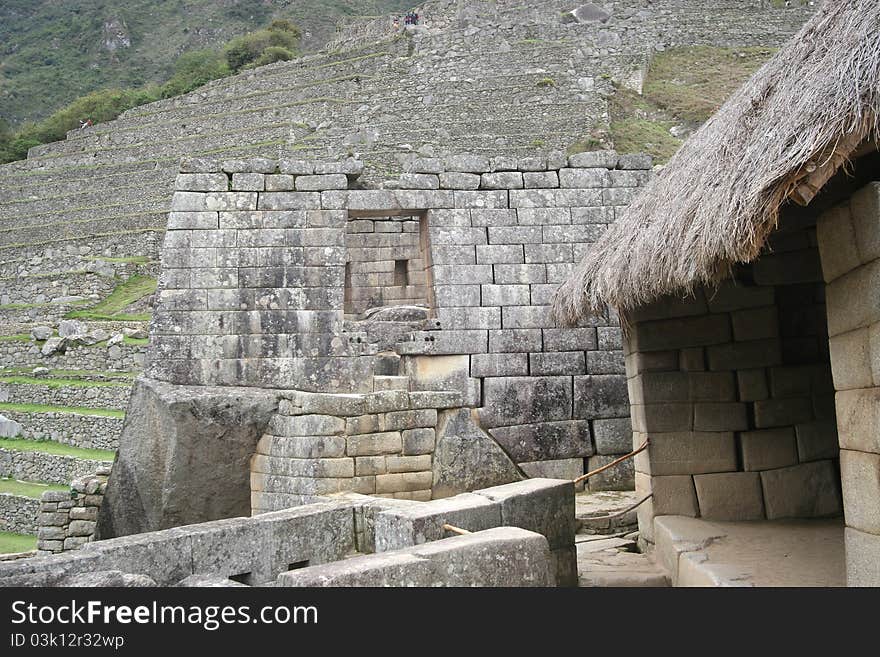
xmin=0 ymin=437 xmax=115 ymax=461
xmin=643 ymin=46 xmax=777 ymax=123
xmin=0 ymin=368 xmax=137 ymax=380
xmin=65 ymin=275 xmax=156 ymax=322
xmin=0 ymin=477 xmax=68 ymax=499
xmin=0 ymin=532 xmax=36 ymax=555
xmin=0 ymin=375 xmax=130 ymax=388
xmin=0 ymin=402 xmax=125 ymax=418
xmin=0 ymin=334 xmax=31 ymax=342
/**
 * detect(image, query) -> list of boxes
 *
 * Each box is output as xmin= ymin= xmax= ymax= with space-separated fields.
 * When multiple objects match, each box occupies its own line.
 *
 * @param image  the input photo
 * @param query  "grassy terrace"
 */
xmin=0 ymin=438 xmax=115 ymax=461
xmin=0 ymin=368 xmax=137 ymax=380
xmin=0 ymin=477 xmax=68 ymax=499
xmin=0 ymin=403 xmax=125 ymax=418
xmin=0 ymin=375 xmax=130 ymax=388
xmin=65 ymin=275 xmax=156 ymax=322
xmin=0 ymin=532 xmax=36 ymax=554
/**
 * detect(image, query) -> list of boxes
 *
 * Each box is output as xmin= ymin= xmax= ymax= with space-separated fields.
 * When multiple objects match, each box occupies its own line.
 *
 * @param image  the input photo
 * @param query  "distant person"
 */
xmin=393 ymin=16 xmax=400 ymax=30
xmin=79 ymin=118 xmax=92 ymax=131
xmin=413 ymin=13 xmax=419 ymax=25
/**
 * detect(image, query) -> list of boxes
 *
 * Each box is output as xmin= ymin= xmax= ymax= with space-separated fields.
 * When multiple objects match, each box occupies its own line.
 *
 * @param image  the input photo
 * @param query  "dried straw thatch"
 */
xmin=553 ymin=0 xmax=880 ymax=326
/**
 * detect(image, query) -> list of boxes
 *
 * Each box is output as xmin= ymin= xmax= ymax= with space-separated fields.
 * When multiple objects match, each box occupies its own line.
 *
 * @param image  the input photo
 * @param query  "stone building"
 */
xmin=97 ymin=150 xmax=650 ymax=538
xmin=555 ymin=0 xmax=880 ymax=586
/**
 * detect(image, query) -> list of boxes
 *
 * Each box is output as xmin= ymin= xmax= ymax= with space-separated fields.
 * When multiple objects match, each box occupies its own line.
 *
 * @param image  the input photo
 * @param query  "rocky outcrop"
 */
xmin=97 ymin=377 xmax=280 ymax=537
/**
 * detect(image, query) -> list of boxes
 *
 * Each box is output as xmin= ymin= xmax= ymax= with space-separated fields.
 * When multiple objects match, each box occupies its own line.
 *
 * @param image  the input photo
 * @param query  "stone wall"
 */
xmin=0 ymin=448 xmax=109 ymax=486
xmin=0 ymin=381 xmax=132 ymax=411
xmin=34 ymin=469 xmax=109 ymax=554
xmin=626 ymin=206 xmax=842 ymax=542
xmin=0 ymin=493 xmax=38 ymax=534
xmin=145 ymin=152 xmax=645 ymax=493
xmin=2 ymin=477 xmax=573 ymax=587
xmin=816 ymin=181 xmax=880 ymax=586
xmin=0 ymin=340 xmax=145 ymax=372
xmin=1 ymin=410 xmax=121 ymax=451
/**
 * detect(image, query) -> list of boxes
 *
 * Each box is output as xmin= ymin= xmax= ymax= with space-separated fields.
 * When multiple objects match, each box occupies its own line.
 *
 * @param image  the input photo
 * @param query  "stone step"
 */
xmin=575 ymin=490 xmax=641 ymax=535
xmin=576 ymin=534 xmax=669 ymax=587
xmin=0 ymin=339 xmax=145 ymax=377
xmin=0 ymin=212 xmax=167 ymax=247
xmin=372 ymin=375 xmax=410 ymax=391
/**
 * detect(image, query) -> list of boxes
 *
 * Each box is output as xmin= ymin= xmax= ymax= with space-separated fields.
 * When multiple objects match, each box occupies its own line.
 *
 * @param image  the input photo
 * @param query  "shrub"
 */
xmin=251 ymin=46 xmax=296 ymax=68
xmin=223 ymin=20 xmax=301 ymax=72
xmin=161 ymin=49 xmax=231 ymax=98
xmin=536 ymin=77 xmax=556 ymax=88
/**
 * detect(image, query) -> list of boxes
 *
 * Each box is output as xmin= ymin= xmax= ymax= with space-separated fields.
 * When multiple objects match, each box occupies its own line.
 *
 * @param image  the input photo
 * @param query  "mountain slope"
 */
xmin=0 ymin=0 xmax=413 ymax=126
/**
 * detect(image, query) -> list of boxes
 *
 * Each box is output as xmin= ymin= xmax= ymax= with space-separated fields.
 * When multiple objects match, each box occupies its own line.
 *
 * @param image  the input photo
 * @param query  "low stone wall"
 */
xmin=1 ymin=410 xmax=122 ymax=451
xmin=279 ymin=526 xmax=553 ymax=587
xmin=0 ymin=448 xmax=111 ymax=486
xmin=36 ymin=469 xmax=109 ymax=554
xmin=0 ymin=382 xmax=132 ymax=411
xmin=0 ymin=493 xmax=39 ymax=534
xmin=2 ymin=478 xmax=573 ymax=587
xmin=0 ymin=340 xmax=145 ymax=372
xmin=251 ymin=389 xmax=522 ymax=511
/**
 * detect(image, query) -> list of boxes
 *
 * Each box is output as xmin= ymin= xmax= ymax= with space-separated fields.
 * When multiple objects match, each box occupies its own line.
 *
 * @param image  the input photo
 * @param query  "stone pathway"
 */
xmin=574 ymin=490 xmax=669 ymax=587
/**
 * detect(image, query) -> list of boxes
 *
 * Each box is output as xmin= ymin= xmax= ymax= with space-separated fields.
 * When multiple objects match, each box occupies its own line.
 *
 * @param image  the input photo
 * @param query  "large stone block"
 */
xmin=795 ymin=420 xmax=839 ymax=462
xmin=835 ymin=387 xmax=880 ymax=454
xmin=648 ymin=473 xmax=699 ymax=517
xmin=83 ymin=527 xmax=195 ymax=585
xmin=849 ymin=182 xmax=880 ymax=263
xmin=760 ymin=460 xmax=842 ymax=520
xmin=826 ymin=260 xmax=880 ymax=336
xmin=816 ymin=203 xmax=860 ymax=282
xmin=573 ymin=375 xmax=628 ymax=419
xmin=740 ymin=428 xmax=799 ymax=471
xmin=592 ymin=417 xmax=632 ymax=455
xmin=480 ymin=376 xmax=573 ymax=427
xmin=586 ymin=455 xmax=634 ymax=491
xmin=693 ymin=472 xmax=765 ymax=520
xmin=373 ymin=492 xmax=501 ymax=552
xmin=845 ymin=526 xmax=880 ymax=587
xmin=97 ymin=378 xmax=279 ymax=538
xmin=519 ymin=458 xmax=584 ymax=484
xmin=840 ymin=449 xmax=880 ymax=534
xmin=630 ymin=315 xmax=731 ymax=351
xmin=475 ymin=478 xmax=575 ymax=550
xmin=279 ymin=527 xmax=553 ymax=587
xmin=431 ymin=409 xmax=522 ymax=498
xmin=829 ymin=328 xmax=872 ymax=390
xmin=488 ymin=420 xmax=592 ymax=462
xmin=640 ymin=432 xmax=737 ymax=476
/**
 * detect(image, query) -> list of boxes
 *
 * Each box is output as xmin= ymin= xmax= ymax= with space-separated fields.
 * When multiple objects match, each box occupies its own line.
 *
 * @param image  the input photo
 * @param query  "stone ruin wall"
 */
xmin=128 ymin=149 xmax=649 ymax=520
xmin=3 ymin=478 xmax=576 ymax=587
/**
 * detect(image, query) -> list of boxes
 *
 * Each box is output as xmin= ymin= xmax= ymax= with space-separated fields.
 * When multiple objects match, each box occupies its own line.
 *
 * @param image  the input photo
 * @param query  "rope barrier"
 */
xmin=572 ymin=439 xmax=649 ymax=486
xmin=580 ymin=493 xmax=653 ymax=522
xmin=442 ymin=524 xmax=471 ymax=535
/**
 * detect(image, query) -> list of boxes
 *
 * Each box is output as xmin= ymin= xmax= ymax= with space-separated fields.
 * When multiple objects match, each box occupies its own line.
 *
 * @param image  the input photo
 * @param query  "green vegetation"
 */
xmin=0 ymin=1 xmax=414 ymax=130
xmin=0 ymin=402 xmax=125 ymax=418
xmin=0 ymin=335 xmax=31 ymax=343
xmin=65 ymin=275 xmax=156 ymax=322
xmin=0 ymin=478 xmax=68 ymax=499
xmin=0 ymin=368 xmax=137 ymax=380
xmin=0 ymin=18 xmax=302 ymax=163
xmin=0 ymin=437 xmax=116 ymax=461
xmin=0 ymin=532 xmax=36 ymax=554
xmin=567 ymin=46 xmax=777 ymax=164
xmin=536 ymin=78 xmax=556 ymax=88
xmin=643 ymin=46 xmax=777 ymax=123
xmin=0 ymin=375 xmax=129 ymax=388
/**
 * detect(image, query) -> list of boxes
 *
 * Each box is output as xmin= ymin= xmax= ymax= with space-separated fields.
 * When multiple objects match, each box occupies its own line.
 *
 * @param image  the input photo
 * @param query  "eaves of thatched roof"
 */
xmin=553 ymin=0 xmax=880 ymax=326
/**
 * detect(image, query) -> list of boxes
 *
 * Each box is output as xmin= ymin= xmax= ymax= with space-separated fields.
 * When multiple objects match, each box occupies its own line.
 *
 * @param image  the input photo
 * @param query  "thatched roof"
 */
xmin=553 ymin=0 xmax=880 ymax=326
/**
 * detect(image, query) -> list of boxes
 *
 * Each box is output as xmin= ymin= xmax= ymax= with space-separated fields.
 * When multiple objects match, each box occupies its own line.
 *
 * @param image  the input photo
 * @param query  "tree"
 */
xmin=223 ymin=20 xmax=301 ymax=72
xmin=161 ymin=49 xmax=231 ymax=98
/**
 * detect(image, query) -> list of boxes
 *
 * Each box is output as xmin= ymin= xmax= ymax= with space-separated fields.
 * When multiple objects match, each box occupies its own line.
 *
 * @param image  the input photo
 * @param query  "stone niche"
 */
xmin=103 ymin=152 xmax=651 ymax=536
